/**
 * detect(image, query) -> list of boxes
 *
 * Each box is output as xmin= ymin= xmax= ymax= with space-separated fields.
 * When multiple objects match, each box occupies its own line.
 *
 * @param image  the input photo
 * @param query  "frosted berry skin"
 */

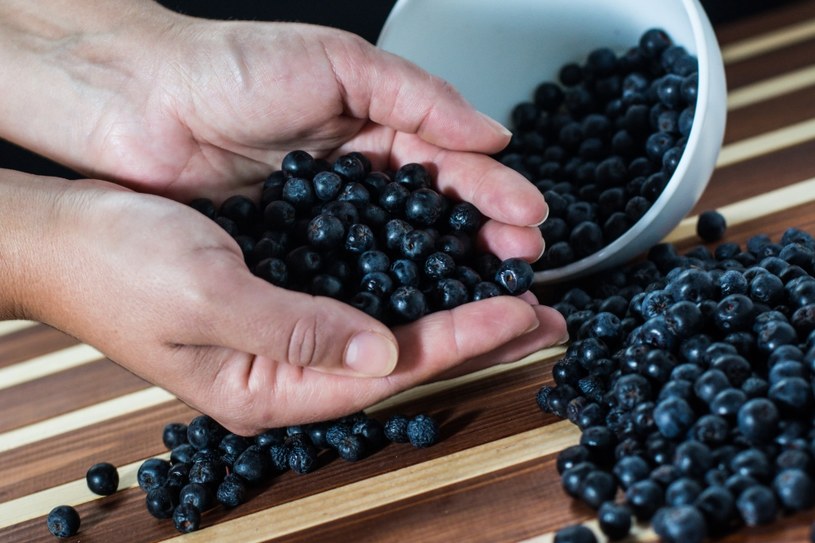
xmin=46 ymin=505 xmax=81 ymax=538
xmin=406 ymin=414 xmax=440 ymax=448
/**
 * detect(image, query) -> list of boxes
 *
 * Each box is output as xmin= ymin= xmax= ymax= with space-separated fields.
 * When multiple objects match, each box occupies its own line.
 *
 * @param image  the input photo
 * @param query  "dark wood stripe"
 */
xmin=0 ymin=325 xmax=79 ymax=369
xmin=715 ymin=0 xmax=815 ymax=45
xmin=275 ymin=455 xmax=593 ymax=543
xmin=0 ymin=401 xmax=198 ymax=502
xmin=0 ymin=354 xmax=560 ymax=503
xmin=692 ymin=141 xmax=815 ymax=214
xmin=724 ymin=86 xmax=815 ymax=144
xmin=724 ymin=37 xmax=815 ymax=89
xmin=0 ymin=359 xmax=150 ymax=433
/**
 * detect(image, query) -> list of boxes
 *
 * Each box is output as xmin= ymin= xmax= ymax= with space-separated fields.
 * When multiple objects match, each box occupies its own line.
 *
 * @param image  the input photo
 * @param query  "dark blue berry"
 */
xmin=86 ymin=462 xmax=119 ymax=496
xmin=146 ymin=486 xmax=176 ymax=519
xmin=216 ymin=473 xmax=248 ymax=508
xmin=407 ymin=414 xmax=439 ymax=448
xmin=172 ymin=503 xmax=201 ymax=534
xmin=46 ymin=505 xmax=80 ymax=538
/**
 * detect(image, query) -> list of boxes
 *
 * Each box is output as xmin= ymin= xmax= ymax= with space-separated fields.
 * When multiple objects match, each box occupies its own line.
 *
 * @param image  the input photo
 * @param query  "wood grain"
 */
xmin=4 ymin=3 xmax=815 ymax=542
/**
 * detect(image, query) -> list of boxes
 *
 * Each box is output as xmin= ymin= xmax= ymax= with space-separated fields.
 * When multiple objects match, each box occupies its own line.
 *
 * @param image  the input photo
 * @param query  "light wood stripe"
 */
xmin=0 ymin=344 xmax=104 ymax=391
xmin=161 ymin=420 xmax=579 ymax=543
xmin=0 ymin=320 xmax=38 ymax=337
xmin=0 ymin=387 xmax=175 ymax=454
xmin=721 ymin=17 xmax=815 ymax=63
xmin=728 ymin=63 xmax=815 ymax=110
xmin=663 ymin=175 xmax=815 ymax=244
xmin=715 ymin=116 xmax=815 ymax=168
xmin=0 ymin=452 xmax=171 ymax=529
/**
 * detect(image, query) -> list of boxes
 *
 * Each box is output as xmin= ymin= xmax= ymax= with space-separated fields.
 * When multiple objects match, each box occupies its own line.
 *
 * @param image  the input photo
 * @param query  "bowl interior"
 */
xmin=378 ymin=0 xmax=727 ymax=284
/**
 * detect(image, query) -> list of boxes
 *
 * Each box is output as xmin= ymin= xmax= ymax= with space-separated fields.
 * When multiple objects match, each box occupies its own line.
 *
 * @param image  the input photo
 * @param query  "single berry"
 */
xmin=86 ymin=462 xmax=119 ymax=496
xmin=46 ymin=505 xmax=80 ymax=538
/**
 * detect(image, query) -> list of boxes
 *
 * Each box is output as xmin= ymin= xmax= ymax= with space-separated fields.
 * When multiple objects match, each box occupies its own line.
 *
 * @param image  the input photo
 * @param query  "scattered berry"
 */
xmin=46 ymin=505 xmax=80 ymax=538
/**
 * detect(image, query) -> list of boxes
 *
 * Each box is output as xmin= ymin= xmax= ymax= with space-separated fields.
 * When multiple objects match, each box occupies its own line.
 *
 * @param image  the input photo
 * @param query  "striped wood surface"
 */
xmin=3 ymin=2 xmax=815 ymax=541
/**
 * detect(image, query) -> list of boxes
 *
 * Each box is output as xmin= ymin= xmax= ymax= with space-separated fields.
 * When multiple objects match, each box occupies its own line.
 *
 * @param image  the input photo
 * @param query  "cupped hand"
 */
xmin=17 ymin=177 xmax=566 ymax=435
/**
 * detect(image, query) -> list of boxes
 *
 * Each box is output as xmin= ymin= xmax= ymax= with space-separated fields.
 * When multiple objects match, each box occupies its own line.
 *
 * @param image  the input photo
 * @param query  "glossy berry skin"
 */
xmin=146 ymin=486 xmax=177 ymax=519
xmin=86 ymin=462 xmax=119 ymax=496
xmin=553 ymin=524 xmax=598 ymax=543
xmin=46 ymin=505 xmax=81 ymax=538
xmin=737 ymin=398 xmax=779 ymax=444
xmin=472 ymin=281 xmax=503 ymax=301
xmin=394 ymin=163 xmax=430 ymax=190
xmin=405 ymin=188 xmax=444 ymax=226
xmin=137 ymin=458 xmax=171 ymax=492
xmin=597 ymin=501 xmax=631 ymax=540
xmin=187 ymin=415 xmax=226 ymax=451
xmin=407 ymin=414 xmax=440 ymax=448
xmin=447 ymin=202 xmax=483 ymax=234
xmin=172 ymin=503 xmax=201 ymax=534
xmin=626 ymin=479 xmax=664 ymax=520
xmin=162 ymin=423 xmax=189 ymax=449
xmin=389 ymin=286 xmax=428 ymax=323
xmin=652 ymin=505 xmax=707 ymax=543
xmin=736 ymin=485 xmax=778 ymax=525
xmin=773 ymin=468 xmax=815 ymax=511
xmin=495 ymin=258 xmax=534 ymax=295
xmin=697 ymin=210 xmax=727 ymax=242
xmin=233 ymin=445 xmax=271 ymax=484
xmin=179 ymin=482 xmax=214 ymax=512
xmin=653 ymin=397 xmax=695 ymax=439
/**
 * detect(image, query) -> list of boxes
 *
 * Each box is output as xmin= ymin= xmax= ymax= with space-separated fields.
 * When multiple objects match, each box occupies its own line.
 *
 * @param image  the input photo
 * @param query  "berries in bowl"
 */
xmin=377 ymin=0 xmax=727 ymax=283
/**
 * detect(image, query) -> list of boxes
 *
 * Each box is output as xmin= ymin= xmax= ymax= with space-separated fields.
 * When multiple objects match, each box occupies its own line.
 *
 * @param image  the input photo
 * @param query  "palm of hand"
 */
xmin=90 ymin=21 xmax=384 ymax=202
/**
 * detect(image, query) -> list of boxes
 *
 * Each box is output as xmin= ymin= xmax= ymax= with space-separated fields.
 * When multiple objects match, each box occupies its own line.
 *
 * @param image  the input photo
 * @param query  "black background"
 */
xmin=0 ymin=0 xmax=797 ymax=178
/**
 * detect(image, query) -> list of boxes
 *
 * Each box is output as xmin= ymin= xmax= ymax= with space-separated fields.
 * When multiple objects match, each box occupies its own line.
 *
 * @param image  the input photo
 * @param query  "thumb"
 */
xmin=201 ymin=267 xmax=399 ymax=378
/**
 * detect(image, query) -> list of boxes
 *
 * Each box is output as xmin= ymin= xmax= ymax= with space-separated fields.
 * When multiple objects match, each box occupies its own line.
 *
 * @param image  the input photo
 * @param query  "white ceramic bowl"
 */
xmin=377 ymin=0 xmax=727 ymax=284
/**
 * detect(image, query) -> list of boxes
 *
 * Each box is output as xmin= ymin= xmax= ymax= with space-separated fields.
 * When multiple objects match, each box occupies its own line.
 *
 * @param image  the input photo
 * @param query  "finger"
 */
xmin=384 ymin=133 xmax=548 ymax=228
xmin=477 ymin=220 xmax=545 ymax=262
xmin=186 ymin=296 xmax=551 ymax=433
xmin=181 ymin=257 xmax=400 ymax=378
xmin=324 ymin=32 xmax=512 ymax=154
xmin=432 ymin=305 xmax=569 ymax=381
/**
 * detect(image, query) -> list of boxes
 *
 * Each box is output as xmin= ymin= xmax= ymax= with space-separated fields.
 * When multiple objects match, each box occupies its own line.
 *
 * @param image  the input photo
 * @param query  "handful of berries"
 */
xmin=190 ymin=149 xmax=535 ymax=325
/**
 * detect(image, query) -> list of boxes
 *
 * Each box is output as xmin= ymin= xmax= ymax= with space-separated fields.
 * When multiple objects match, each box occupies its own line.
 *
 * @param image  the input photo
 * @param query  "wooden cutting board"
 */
xmin=3 ymin=1 xmax=815 ymax=541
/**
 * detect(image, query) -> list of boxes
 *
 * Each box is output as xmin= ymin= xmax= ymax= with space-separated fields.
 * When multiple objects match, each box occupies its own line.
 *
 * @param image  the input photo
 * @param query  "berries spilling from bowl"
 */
xmin=497 ymin=28 xmax=698 ymax=272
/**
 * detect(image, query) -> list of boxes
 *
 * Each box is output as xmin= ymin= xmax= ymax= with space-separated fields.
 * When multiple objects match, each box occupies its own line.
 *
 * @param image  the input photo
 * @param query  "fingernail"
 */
xmin=477 ymin=111 xmax=512 ymax=138
xmin=529 ymin=205 xmax=550 ymax=228
xmin=344 ymin=331 xmax=398 ymax=377
xmin=557 ymin=332 xmax=571 ymax=345
xmin=525 ymin=319 xmax=541 ymax=334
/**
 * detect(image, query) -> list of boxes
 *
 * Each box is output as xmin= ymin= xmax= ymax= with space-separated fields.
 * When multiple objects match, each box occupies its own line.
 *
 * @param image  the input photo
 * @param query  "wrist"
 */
xmin=0 ymin=170 xmax=73 ymax=321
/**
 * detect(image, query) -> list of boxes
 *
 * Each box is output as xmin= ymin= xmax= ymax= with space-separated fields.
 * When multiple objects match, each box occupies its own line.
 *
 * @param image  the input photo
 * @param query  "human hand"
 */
xmin=1 ymin=0 xmax=547 ymax=261
xmin=1 ymin=173 xmax=566 ymax=435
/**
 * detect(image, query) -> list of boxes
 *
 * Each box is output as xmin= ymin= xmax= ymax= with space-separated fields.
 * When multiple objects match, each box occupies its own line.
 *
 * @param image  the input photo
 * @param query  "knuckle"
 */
xmin=285 ymin=314 xmax=321 ymax=368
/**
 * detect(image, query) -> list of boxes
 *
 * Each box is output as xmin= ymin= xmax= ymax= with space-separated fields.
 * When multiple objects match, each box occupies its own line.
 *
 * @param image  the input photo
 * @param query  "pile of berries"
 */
xmin=190 ymin=150 xmax=534 ymax=326
xmin=539 ymin=221 xmax=815 ymax=542
xmin=497 ymin=28 xmax=699 ymax=271
xmin=47 ymin=411 xmax=438 ymax=536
